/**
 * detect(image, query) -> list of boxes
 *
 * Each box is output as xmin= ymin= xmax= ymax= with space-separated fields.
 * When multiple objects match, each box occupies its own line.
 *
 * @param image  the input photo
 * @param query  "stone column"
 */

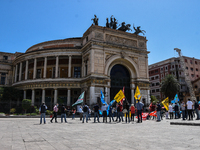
xmin=5 ymin=74 xmax=8 ymax=85
xmin=54 ymin=88 xmax=58 ymax=104
xmin=14 ymin=64 xmax=18 ymax=82
xmin=131 ymin=83 xmax=135 ymax=105
xmin=43 ymin=57 xmax=47 ymax=78
xmin=23 ymin=90 xmax=26 ymax=99
xmin=25 ymin=60 xmax=28 ymax=80
xmin=105 ymin=87 xmax=108 ymax=103
xmin=55 ymin=56 xmax=59 ymax=78
xmin=68 ymin=55 xmax=72 ymax=77
xmin=19 ymin=62 xmax=22 ymax=81
xmin=12 ymin=67 xmax=15 ymax=83
xmin=42 ymin=89 xmax=45 ymax=103
xmin=89 ymin=86 xmax=95 ymax=105
xmin=31 ymin=89 xmax=35 ymax=106
xmin=33 ymin=58 xmax=37 ymax=79
xmin=107 ymin=87 xmax=110 ymax=103
xmin=90 ymin=50 xmax=94 ymax=73
xmin=131 ymin=89 xmax=135 ymax=105
xmin=67 ymin=89 xmax=71 ymax=106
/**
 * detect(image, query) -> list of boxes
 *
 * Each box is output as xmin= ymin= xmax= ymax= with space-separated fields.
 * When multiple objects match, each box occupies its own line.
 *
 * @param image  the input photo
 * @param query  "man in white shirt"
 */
xmin=186 ymin=99 xmax=193 ymax=120
xmin=168 ymin=103 xmax=173 ymax=119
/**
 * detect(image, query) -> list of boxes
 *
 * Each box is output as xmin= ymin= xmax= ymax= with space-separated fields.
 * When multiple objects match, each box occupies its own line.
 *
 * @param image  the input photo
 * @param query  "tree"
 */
xmin=161 ymin=74 xmax=180 ymax=100
xmin=150 ymin=95 xmax=159 ymax=104
xmin=22 ymin=99 xmax=31 ymax=114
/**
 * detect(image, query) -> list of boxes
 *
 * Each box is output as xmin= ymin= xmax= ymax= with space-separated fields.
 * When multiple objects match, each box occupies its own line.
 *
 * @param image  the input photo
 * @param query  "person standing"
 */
xmin=174 ymin=103 xmax=179 ymax=119
xmin=101 ymin=103 xmax=108 ymax=123
xmin=135 ymin=100 xmax=144 ymax=123
xmin=82 ymin=103 xmax=89 ymax=123
xmin=72 ymin=107 xmax=76 ymax=120
xmin=181 ymin=101 xmax=186 ymax=120
xmin=79 ymin=106 xmax=83 ymax=121
xmin=88 ymin=107 xmax=91 ymax=120
xmin=109 ymin=106 xmax=114 ymax=122
xmin=194 ymin=100 xmax=199 ymax=120
xmin=50 ymin=103 xmax=59 ymax=123
xmin=186 ymin=99 xmax=193 ymax=120
xmin=168 ymin=103 xmax=173 ymax=119
xmin=156 ymin=102 xmax=161 ymax=122
xmin=61 ymin=104 xmax=67 ymax=123
xmin=124 ymin=102 xmax=130 ymax=123
xmin=93 ymin=103 xmax=100 ymax=123
xmin=39 ymin=103 xmax=47 ymax=124
xmin=130 ymin=104 xmax=135 ymax=122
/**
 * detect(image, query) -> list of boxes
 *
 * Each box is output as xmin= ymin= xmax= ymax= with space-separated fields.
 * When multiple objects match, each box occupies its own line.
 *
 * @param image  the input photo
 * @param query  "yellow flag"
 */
xmin=114 ymin=90 xmax=125 ymax=103
xmin=161 ymin=97 xmax=169 ymax=111
xmin=134 ymin=86 xmax=141 ymax=100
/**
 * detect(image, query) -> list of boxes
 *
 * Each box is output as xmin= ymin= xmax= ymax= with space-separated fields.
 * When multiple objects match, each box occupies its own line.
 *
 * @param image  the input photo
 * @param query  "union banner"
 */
xmin=114 ymin=90 xmax=125 ymax=103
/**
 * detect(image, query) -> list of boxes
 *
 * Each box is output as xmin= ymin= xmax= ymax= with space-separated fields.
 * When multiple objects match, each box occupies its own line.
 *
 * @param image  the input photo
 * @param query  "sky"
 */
xmin=0 ymin=0 xmax=200 ymax=65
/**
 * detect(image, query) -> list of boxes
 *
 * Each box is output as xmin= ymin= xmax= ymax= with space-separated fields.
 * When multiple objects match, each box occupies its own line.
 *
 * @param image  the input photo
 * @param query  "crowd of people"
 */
xmin=39 ymin=98 xmax=200 ymax=124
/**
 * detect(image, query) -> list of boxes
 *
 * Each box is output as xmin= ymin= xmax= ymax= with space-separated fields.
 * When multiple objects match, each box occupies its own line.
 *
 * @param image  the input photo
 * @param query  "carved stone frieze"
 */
xmin=106 ymin=34 xmax=137 ymax=47
xmin=95 ymin=32 xmax=104 ymax=40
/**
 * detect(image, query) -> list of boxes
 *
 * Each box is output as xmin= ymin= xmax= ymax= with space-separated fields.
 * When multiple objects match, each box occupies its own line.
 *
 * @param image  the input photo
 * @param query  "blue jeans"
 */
xmin=94 ymin=112 xmax=99 ymax=122
xmin=137 ymin=110 xmax=142 ymax=122
xmin=72 ymin=114 xmax=75 ymax=119
xmin=119 ymin=112 xmax=124 ymax=122
xmin=109 ymin=112 xmax=114 ymax=122
xmin=82 ymin=112 xmax=88 ymax=123
xmin=182 ymin=110 xmax=185 ymax=120
xmin=157 ymin=111 xmax=161 ymax=121
xmin=40 ymin=113 xmax=46 ymax=124
xmin=195 ymin=109 xmax=199 ymax=119
xmin=125 ymin=111 xmax=130 ymax=123
xmin=61 ymin=113 xmax=67 ymax=123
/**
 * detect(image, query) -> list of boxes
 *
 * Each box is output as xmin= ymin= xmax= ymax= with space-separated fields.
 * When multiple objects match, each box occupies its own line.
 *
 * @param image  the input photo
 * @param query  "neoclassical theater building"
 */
xmin=1 ymin=25 xmax=150 ymax=108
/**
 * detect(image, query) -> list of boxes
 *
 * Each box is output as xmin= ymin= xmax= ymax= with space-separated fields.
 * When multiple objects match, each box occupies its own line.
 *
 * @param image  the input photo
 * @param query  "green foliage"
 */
xmin=1 ymin=87 xmax=23 ymax=101
xmin=150 ymin=95 xmax=159 ymax=104
xmin=22 ymin=99 xmax=32 ymax=114
xmin=30 ymin=113 xmax=37 ymax=116
xmin=34 ymin=106 xmax=39 ymax=114
xmin=46 ymin=110 xmax=53 ymax=115
xmin=161 ymin=74 xmax=180 ymax=100
xmin=10 ymin=108 xmax=16 ymax=114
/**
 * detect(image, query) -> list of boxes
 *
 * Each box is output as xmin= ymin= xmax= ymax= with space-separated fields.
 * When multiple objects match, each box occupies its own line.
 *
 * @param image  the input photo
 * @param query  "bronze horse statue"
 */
xmin=118 ymin=22 xmax=132 ymax=32
xmin=133 ymin=25 xmax=146 ymax=35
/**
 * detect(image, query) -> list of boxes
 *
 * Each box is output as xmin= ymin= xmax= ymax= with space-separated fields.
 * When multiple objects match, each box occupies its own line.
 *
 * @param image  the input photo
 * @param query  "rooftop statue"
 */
xmin=106 ymin=15 xmax=118 ymax=29
xmin=133 ymin=25 xmax=146 ymax=35
xmin=118 ymin=22 xmax=132 ymax=32
xmin=91 ymin=15 xmax=99 ymax=25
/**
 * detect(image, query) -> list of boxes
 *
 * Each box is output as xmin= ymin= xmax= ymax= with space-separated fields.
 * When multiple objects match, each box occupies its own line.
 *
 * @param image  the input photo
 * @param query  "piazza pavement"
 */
xmin=0 ymin=116 xmax=200 ymax=150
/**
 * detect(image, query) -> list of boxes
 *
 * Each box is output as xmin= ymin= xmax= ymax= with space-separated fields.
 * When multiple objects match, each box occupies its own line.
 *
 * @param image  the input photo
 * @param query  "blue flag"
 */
xmin=100 ymin=90 xmax=108 ymax=106
xmin=174 ymin=94 xmax=179 ymax=103
xmin=107 ymin=100 xmax=116 ymax=115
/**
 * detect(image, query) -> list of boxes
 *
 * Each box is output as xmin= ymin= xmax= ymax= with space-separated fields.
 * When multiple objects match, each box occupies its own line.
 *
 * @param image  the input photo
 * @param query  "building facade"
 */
xmin=1 ymin=25 xmax=150 ymax=108
xmin=149 ymin=56 xmax=200 ymax=101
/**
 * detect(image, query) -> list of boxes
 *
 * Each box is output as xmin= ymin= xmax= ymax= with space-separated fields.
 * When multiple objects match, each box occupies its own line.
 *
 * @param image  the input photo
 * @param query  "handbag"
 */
xmin=123 ymin=109 xmax=127 ymax=113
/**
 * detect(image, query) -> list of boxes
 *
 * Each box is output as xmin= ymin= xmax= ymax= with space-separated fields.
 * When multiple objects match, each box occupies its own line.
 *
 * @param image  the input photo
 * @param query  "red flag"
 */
xmin=120 ymin=86 xmax=125 ymax=105
xmin=149 ymin=111 xmax=157 ymax=117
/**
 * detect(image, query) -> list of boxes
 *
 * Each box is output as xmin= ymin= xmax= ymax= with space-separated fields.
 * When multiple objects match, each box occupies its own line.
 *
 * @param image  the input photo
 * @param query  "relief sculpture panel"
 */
xmin=106 ymin=34 xmax=137 ymax=47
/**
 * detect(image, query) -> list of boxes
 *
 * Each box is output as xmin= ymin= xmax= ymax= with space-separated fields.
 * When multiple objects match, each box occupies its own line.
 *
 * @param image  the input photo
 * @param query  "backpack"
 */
xmin=83 ymin=106 xmax=88 ymax=112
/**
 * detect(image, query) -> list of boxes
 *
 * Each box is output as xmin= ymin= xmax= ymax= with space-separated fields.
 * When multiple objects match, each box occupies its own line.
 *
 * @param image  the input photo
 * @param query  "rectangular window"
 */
xmin=196 ymin=68 xmax=198 ymax=71
xmin=156 ymin=89 xmax=159 ymax=92
xmin=186 ymin=67 xmax=188 ymax=70
xmin=185 ymin=59 xmax=187 ymax=62
xmin=191 ymin=68 xmax=193 ymax=71
xmin=3 ymin=56 xmax=8 ymax=60
xmin=156 ymin=82 xmax=159 ymax=86
xmin=191 ymin=74 xmax=194 ymax=77
xmin=190 ymin=60 xmax=193 ymax=64
xmin=0 ymin=77 xmax=5 ymax=85
xmin=152 ymin=83 xmax=154 ymax=86
xmin=165 ymin=66 xmax=168 ymax=70
xmin=74 ymin=67 xmax=81 ymax=78
xmin=152 ymin=90 xmax=155 ymax=93
xmin=195 ymin=61 xmax=197 ymax=64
